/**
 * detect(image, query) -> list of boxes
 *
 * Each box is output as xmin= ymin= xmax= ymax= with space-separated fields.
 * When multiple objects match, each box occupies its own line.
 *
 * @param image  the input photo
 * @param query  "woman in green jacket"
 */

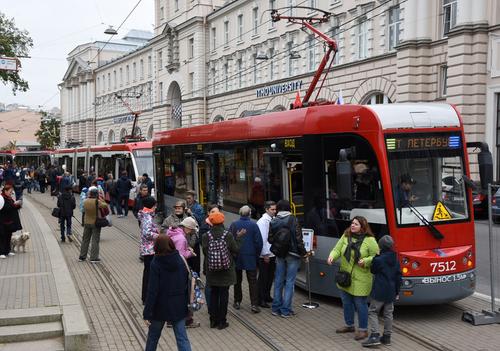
xmin=327 ymin=216 xmax=379 ymax=341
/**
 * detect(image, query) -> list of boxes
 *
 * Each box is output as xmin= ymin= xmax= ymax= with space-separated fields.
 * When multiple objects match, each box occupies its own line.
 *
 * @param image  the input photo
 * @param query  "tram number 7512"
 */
xmin=430 ymin=261 xmax=456 ymax=273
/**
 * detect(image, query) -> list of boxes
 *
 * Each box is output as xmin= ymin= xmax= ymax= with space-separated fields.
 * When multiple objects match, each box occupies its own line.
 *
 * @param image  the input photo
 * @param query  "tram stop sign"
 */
xmin=0 ymin=57 xmax=18 ymax=71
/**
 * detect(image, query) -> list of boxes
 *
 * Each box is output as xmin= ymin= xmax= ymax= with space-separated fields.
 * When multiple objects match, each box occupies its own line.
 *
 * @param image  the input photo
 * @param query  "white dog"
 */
xmin=11 ymin=231 xmax=30 ymax=253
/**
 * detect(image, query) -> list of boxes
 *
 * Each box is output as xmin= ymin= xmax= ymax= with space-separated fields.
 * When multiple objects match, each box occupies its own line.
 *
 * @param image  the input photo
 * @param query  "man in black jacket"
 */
xmin=116 ymin=171 xmax=132 ymax=217
xmin=57 ymin=186 xmax=76 ymax=242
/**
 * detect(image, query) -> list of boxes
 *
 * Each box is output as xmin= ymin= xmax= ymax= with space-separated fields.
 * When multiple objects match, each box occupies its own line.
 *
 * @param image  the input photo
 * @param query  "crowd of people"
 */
xmin=1 ymin=160 xmax=402 ymax=350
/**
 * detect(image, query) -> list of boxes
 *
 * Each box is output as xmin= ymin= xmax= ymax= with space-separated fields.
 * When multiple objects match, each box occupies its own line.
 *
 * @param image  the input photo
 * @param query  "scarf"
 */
xmin=344 ymin=233 xmax=366 ymax=263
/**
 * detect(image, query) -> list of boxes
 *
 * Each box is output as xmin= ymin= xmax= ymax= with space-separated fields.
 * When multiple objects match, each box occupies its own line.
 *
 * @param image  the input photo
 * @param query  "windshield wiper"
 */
xmin=405 ymin=202 xmax=444 ymax=240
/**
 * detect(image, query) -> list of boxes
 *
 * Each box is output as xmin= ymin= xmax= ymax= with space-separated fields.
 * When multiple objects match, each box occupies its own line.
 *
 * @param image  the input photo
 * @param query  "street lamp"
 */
xmin=104 ymin=26 xmax=118 ymax=35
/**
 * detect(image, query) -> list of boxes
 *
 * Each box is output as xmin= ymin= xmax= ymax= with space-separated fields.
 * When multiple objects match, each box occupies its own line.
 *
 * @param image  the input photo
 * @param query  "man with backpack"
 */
xmin=201 ymin=211 xmax=240 ymax=330
xmin=268 ymin=200 xmax=307 ymax=318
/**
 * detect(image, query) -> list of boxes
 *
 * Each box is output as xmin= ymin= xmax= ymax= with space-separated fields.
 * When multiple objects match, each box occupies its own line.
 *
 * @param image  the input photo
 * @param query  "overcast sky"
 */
xmin=0 ymin=0 xmax=154 ymax=110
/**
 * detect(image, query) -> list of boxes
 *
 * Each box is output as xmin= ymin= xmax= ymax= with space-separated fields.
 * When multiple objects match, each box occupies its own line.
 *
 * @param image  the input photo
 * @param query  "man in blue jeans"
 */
xmin=268 ymin=200 xmax=307 ymax=318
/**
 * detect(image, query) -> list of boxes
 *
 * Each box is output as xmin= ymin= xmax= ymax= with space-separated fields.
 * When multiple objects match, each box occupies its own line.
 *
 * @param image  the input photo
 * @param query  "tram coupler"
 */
xmin=462 ymin=309 xmax=500 ymax=326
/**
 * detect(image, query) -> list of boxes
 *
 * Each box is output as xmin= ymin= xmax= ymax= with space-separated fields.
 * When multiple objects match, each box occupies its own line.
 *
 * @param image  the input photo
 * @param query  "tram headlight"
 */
xmin=402 ymin=257 xmax=409 ymax=265
xmin=467 ymin=250 xmax=473 ymax=258
xmin=411 ymin=261 xmax=420 ymax=270
xmin=462 ymin=257 xmax=468 ymax=265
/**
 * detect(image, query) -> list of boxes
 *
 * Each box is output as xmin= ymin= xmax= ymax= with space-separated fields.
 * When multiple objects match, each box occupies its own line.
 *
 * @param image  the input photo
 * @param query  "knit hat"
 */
xmin=180 ymin=217 xmax=199 ymax=230
xmin=208 ymin=211 xmax=225 ymax=225
xmin=142 ymin=196 xmax=157 ymax=209
xmin=378 ymin=235 xmax=394 ymax=251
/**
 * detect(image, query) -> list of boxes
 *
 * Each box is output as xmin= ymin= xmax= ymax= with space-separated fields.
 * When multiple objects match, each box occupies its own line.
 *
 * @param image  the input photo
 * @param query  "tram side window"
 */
xmin=216 ymin=147 xmax=248 ymax=211
xmin=163 ymin=148 xmax=189 ymax=197
xmin=322 ymin=135 xmax=386 ymax=236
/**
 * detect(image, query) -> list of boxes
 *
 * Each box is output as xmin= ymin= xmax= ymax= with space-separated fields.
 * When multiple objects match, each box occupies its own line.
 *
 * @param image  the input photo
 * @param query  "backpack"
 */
xmin=109 ymin=180 xmax=118 ymax=196
xmin=269 ymin=217 xmax=294 ymax=258
xmin=207 ymin=230 xmax=231 ymax=271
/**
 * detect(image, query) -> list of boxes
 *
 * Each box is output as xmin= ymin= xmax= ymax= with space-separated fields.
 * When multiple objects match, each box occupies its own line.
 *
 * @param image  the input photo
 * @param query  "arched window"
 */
xmin=272 ymin=105 xmax=286 ymax=112
xmin=213 ymin=115 xmax=224 ymax=122
xmin=120 ymin=128 xmax=127 ymax=141
xmin=147 ymin=125 xmax=154 ymax=140
xmin=97 ymin=131 xmax=104 ymax=144
xmin=363 ymin=92 xmax=392 ymax=105
xmin=134 ymin=127 xmax=142 ymax=137
xmin=108 ymin=130 xmax=115 ymax=143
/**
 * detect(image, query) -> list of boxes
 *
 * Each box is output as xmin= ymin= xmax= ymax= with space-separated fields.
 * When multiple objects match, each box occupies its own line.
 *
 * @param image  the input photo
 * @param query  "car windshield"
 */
xmin=386 ymin=133 xmax=469 ymax=225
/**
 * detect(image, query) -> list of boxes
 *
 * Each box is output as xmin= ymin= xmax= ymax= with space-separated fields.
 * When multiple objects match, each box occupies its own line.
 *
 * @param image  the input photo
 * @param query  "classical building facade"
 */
xmin=60 ymin=0 xmax=500 ymax=178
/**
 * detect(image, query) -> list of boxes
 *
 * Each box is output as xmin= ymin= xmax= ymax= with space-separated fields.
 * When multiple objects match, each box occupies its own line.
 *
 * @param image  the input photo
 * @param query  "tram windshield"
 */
xmin=386 ymin=133 xmax=469 ymax=225
xmin=134 ymin=149 xmax=154 ymax=182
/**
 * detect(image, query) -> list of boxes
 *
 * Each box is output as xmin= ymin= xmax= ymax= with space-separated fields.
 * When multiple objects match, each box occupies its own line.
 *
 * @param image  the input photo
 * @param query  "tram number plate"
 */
xmin=421 ymin=273 xmax=467 ymax=284
xmin=430 ymin=261 xmax=456 ymax=273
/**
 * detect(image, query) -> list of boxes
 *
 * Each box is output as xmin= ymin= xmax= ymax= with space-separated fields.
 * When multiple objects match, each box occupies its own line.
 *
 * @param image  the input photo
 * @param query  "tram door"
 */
xmin=287 ymin=161 xmax=304 ymax=218
xmin=264 ymin=154 xmax=284 ymax=203
xmin=193 ymin=155 xmax=218 ymax=207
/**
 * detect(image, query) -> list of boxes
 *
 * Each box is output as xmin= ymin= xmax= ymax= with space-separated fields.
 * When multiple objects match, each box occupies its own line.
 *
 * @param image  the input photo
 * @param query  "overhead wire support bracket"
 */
xmin=271 ymin=8 xmax=338 ymax=106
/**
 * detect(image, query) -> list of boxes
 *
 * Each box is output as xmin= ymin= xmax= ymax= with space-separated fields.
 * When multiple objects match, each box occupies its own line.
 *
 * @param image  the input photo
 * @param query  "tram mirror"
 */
xmin=336 ymin=149 xmax=352 ymax=200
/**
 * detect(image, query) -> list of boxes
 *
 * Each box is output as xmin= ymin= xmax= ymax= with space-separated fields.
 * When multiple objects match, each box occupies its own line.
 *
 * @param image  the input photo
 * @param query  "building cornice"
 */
xmin=95 ymin=44 xmax=154 ymax=73
xmin=447 ymin=22 xmax=489 ymax=37
xmin=207 ymin=0 xmax=243 ymax=21
xmin=176 ymin=17 xmax=205 ymax=32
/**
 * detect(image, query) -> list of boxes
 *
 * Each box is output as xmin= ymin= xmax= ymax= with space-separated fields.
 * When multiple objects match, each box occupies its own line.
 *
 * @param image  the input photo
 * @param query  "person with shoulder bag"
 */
xmin=268 ymin=200 xmax=307 ymax=318
xmin=327 ymin=216 xmax=379 ymax=341
xmin=78 ymin=187 xmax=108 ymax=263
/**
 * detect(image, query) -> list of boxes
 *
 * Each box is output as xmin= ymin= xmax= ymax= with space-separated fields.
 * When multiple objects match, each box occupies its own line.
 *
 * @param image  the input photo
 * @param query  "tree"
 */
xmin=35 ymin=112 xmax=60 ymax=149
xmin=0 ymin=12 xmax=33 ymax=94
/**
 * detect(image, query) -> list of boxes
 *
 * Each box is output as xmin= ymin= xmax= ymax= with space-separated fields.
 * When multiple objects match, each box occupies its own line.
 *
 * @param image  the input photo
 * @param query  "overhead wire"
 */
xmin=62 ymin=0 xmax=405 ymax=126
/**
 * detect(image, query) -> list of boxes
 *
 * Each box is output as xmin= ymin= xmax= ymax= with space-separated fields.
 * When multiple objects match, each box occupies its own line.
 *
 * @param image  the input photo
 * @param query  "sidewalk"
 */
xmin=0 ymin=197 xmax=89 ymax=351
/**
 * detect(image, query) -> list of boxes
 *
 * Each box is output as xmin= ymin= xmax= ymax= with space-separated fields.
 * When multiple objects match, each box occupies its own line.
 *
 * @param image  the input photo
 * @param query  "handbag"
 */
xmin=51 ymin=207 xmax=60 ymax=218
xmin=95 ymin=200 xmax=109 ymax=228
xmin=335 ymin=270 xmax=352 ymax=287
xmin=181 ymin=256 xmax=205 ymax=312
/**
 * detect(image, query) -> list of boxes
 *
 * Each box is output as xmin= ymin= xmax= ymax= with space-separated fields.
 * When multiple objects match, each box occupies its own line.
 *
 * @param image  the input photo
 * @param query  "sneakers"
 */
xmin=362 ymin=333 xmax=381 ymax=347
xmin=8 ymin=252 xmax=15 ymax=256
xmin=259 ymin=302 xmax=271 ymax=308
xmin=90 ymin=258 xmax=101 ymax=263
xmin=380 ymin=334 xmax=391 ymax=346
xmin=251 ymin=305 xmax=261 ymax=314
xmin=78 ymin=257 xmax=86 ymax=262
xmin=354 ymin=330 xmax=369 ymax=341
xmin=280 ymin=313 xmax=292 ymax=319
xmin=336 ymin=326 xmax=355 ymax=333
xmin=233 ymin=302 xmax=241 ymax=310
xmin=0 ymin=255 xmax=6 ymax=259
xmin=271 ymin=311 xmax=280 ymax=317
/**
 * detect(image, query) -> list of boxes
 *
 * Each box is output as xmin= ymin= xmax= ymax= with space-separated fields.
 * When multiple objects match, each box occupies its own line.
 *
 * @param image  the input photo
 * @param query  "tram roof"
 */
xmin=54 ymin=141 xmax=152 ymax=154
xmin=152 ymin=103 xmax=461 ymax=146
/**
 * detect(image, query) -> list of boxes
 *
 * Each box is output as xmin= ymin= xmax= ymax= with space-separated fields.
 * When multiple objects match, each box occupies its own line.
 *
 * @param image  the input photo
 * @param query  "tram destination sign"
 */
xmin=385 ymin=134 xmax=461 ymax=152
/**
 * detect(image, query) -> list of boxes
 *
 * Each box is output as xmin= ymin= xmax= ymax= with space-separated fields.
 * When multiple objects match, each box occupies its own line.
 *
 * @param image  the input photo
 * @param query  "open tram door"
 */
xmin=193 ymin=154 xmax=219 ymax=208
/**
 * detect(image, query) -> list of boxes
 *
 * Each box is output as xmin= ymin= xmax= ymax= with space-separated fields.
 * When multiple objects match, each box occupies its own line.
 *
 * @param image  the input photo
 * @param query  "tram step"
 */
xmin=0 ymin=321 xmax=63 ymax=343
xmin=0 ymin=306 xmax=62 ymax=327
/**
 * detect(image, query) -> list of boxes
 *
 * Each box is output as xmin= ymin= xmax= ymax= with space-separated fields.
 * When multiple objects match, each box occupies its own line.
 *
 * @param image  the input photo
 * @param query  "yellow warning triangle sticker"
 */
xmin=432 ymin=201 xmax=452 ymax=221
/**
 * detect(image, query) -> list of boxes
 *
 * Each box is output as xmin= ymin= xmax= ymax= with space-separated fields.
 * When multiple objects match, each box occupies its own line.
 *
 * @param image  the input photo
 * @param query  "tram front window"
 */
xmin=134 ymin=150 xmax=154 ymax=183
xmin=386 ymin=134 xmax=468 ymax=225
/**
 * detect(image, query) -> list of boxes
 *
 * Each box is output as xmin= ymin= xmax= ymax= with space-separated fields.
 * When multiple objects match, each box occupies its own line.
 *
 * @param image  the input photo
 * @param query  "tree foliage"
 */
xmin=0 ymin=12 xmax=33 ymax=94
xmin=35 ymin=112 xmax=61 ymax=149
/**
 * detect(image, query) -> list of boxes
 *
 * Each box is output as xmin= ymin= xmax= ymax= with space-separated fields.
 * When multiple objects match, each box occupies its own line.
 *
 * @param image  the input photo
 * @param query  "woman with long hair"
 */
xmin=143 ymin=235 xmax=192 ymax=351
xmin=327 ymin=216 xmax=379 ymax=341
xmin=0 ymin=183 xmax=23 ymax=258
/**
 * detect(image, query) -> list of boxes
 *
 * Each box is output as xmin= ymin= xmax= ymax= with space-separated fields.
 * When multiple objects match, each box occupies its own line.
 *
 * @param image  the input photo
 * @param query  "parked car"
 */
xmin=472 ymin=183 xmax=488 ymax=220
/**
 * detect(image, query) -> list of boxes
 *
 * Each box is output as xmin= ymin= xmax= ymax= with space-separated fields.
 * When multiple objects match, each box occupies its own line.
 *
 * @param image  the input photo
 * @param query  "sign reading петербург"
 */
xmin=256 ymin=80 xmax=303 ymax=98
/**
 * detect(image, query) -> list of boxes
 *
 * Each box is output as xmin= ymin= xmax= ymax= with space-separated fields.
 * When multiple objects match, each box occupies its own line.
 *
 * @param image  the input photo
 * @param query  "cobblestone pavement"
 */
xmin=23 ymin=192 xmax=500 ymax=351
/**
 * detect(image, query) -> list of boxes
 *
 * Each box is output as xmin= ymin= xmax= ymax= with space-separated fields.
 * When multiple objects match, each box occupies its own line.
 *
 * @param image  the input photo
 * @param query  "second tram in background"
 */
xmin=152 ymin=103 xmax=491 ymax=305
xmin=53 ymin=141 xmax=154 ymax=201
xmin=0 ymin=150 xmax=52 ymax=168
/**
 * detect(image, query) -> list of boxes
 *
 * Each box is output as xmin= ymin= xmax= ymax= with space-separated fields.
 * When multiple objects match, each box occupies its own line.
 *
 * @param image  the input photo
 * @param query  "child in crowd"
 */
xmin=362 ymin=235 xmax=402 ymax=347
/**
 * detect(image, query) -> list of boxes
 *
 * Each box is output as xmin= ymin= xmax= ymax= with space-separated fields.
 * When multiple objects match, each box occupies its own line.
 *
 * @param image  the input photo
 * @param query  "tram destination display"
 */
xmin=385 ymin=134 xmax=461 ymax=152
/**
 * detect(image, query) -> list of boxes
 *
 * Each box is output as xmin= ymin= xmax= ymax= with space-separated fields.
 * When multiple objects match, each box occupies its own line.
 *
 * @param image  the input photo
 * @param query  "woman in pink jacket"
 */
xmin=167 ymin=227 xmax=194 ymax=259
